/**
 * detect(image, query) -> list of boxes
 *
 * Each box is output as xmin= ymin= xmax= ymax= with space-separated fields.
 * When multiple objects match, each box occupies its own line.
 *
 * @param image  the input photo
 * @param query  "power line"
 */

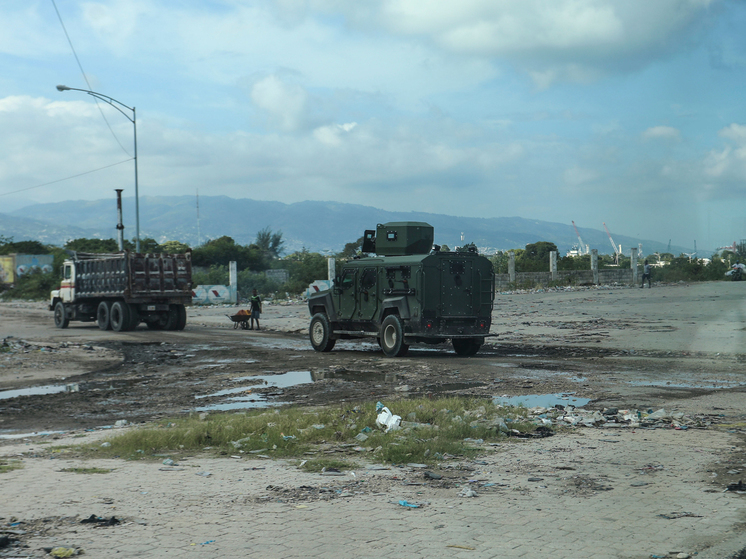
xmin=50 ymin=0 xmax=130 ymax=156
xmin=0 ymin=159 xmax=133 ymax=198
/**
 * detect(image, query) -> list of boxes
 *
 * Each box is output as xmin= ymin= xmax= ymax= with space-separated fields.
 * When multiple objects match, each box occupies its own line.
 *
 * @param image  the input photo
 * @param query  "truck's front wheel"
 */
xmin=97 ymin=301 xmax=112 ymax=330
xmin=54 ymin=302 xmax=69 ymax=329
xmin=110 ymin=301 xmax=130 ymax=332
xmin=309 ymin=313 xmax=336 ymax=352
xmin=381 ymin=315 xmax=409 ymax=357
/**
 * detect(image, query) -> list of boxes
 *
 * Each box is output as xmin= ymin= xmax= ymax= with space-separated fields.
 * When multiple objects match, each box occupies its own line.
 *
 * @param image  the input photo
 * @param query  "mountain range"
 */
xmin=1 ymin=195 xmax=690 ymax=257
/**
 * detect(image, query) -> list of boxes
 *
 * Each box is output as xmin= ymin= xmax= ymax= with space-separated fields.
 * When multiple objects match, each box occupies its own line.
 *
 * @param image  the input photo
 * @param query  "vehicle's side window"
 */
xmin=361 ymin=268 xmax=376 ymax=290
xmin=64 ymin=265 xmax=72 ymax=280
xmin=340 ymin=269 xmax=355 ymax=290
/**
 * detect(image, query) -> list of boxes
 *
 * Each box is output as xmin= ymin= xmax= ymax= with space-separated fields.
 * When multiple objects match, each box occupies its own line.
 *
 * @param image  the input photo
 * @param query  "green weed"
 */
xmin=86 ymin=397 xmax=537 ymax=464
xmin=59 ymin=467 xmax=113 ymax=474
xmin=0 ymin=459 xmax=23 ymax=473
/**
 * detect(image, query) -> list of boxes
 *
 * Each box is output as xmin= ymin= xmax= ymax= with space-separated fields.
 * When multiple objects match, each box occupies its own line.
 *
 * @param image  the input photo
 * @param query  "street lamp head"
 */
xmin=56 ymin=85 xmax=71 ymax=91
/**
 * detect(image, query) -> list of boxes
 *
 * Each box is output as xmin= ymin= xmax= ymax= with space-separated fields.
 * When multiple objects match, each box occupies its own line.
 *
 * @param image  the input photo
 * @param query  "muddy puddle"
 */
xmin=0 ymin=384 xmax=78 ymax=400
xmin=493 ymin=393 xmax=591 ymax=408
xmin=195 ymin=371 xmax=314 ymax=411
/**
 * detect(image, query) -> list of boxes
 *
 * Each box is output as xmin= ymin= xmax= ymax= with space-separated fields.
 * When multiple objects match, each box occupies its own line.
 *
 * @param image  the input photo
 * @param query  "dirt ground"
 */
xmin=2 ymin=282 xmax=746 ymax=558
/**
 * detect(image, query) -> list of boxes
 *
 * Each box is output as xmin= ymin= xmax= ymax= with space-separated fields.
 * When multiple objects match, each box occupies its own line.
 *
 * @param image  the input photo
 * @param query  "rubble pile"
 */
xmin=518 ymin=405 xmax=713 ymax=430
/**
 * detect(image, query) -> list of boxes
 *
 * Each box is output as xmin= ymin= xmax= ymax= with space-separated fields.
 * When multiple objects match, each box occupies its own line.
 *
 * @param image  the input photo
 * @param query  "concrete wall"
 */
xmin=495 ymin=250 xmax=634 ymax=290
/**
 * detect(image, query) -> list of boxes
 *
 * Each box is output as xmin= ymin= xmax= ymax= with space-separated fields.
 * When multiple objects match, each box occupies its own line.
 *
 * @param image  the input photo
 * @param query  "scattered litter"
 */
xmin=100 ymin=442 xmax=111 ymax=448
xmin=196 ymin=472 xmax=212 ymax=477
xmin=376 ymin=402 xmax=401 ymax=433
xmin=46 ymin=547 xmax=84 ymax=558
xmin=424 ymin=471 xmax=442 ymax=480
xmin=407 ymin=463 xmax=427 ymax=469
xmin=527 ymin=477 xmax=544 ymax=482
xmin=244 ymin=467 xmax=266 ymax=470
xmin=200 ymin=540 xmax=215 ymax=546
xmin=725 ymin=480 xmax=745 ymax=492
xmin=162 ymin=459 xmax=175 ymax=466
xmin=80 ymin=514 xmax=120 ymax=526
xmin=367 ymin=465 xmax=390 ymax=471
xmin=398 ymin=500 xmax=421 ymax=508
xmin=658 ymin=512 xmax=703 ymax=519
xmin=458 ymin=487 xmax=478 ymax=498
xmin=446 ymin=545 xmax=475 ymax=550
xmin=354 ymin=433 xmax=369 ymax=442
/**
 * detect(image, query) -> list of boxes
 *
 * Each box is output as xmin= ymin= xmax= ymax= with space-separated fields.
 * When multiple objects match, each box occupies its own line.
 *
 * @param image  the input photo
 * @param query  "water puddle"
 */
xmin=626 ymin=379 xmax=746 ymax=389
xmin=311 ymin=370 xmax=400 ymax=382
xmin=0 ymin=384 xmax=79 ymax=400
xmin=195 ymin=371 xmax=313 ymax=411
xmin=493 ymin=393 xmax=591 ymax=408
xmin=0 ymin=430 xmax=67 ymax=440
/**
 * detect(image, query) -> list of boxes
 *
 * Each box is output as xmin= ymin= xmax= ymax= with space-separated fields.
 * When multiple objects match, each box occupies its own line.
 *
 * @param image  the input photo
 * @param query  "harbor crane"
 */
xmin=603 ymin=222 xmax=621 ymax=264
xmin=571 ymin=221 xmax=589 ymax=255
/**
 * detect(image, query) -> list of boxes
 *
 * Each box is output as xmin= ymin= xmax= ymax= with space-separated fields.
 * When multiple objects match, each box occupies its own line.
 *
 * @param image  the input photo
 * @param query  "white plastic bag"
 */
xmin=376 ymin=406 xmax=401 ymax=432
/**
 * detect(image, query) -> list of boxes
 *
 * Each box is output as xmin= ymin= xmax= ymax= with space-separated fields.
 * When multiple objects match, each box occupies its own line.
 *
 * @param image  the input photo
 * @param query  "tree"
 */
xmin=0 ymin=239 xmax=49 ymax=255
xmin=255 ymin=227 xmax=284 ymax=259
xmin=159 ymin=240 xmax=191 ymax=254
xmin=516 ymin=242 xmax=558 ymax=272
xmin=64 ymin=238 xmax=119 ymax=253
xmin=282 ymin=249 xmax=328 ymax=294
xmin=338 ymin=236 xmax=364 ymax=259
xmin=192 ymin=236 xmax=267 ymax=271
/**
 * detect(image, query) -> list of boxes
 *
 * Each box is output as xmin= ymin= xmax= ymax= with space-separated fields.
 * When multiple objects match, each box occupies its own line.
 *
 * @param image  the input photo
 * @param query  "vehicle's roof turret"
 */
xmin=362 ymin=222 xmax=434 ymax=256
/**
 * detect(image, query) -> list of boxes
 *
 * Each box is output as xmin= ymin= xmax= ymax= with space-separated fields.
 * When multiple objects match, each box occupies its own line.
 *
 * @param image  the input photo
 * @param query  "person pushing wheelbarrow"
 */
xmin=249 ymin=289 xmax=262 ymax=330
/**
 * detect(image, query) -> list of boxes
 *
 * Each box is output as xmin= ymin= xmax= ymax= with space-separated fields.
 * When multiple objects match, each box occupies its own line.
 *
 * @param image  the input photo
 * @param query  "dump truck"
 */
xmin=50 ymin=251 xmax=192 ymax=331
xmin=307 ymin=222 xmax=495 ymax=357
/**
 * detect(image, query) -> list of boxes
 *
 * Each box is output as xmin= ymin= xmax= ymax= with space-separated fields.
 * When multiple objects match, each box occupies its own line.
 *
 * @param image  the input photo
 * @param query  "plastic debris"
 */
xmin=398 ymin=500 xmax=420 ymax=508
xmin=48 ymin=547 xmax=83 ymax=558
xmin=458 ymin=487 xmax=478 ymax=497
xmin=376 ymin=402 xmax=401 ymax=432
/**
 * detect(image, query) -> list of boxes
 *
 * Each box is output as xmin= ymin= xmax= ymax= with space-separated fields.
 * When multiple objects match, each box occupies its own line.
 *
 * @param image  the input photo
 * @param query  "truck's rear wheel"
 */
xmin=165 ymin=305 xmax=180 ymax=330
xmin=381 ymin=315 xmax=409 ymax=357
xmin=453 ymin=337 xmax=483 ymax=356
xmin=110 ymin=300 xmax=130 ymax=332
xmin=309 ymin=313 xmax=336 ymax=352
xmin=97 ymin=301 xmax=112 ymax=330
xmin=54 ymin=302 xmax=69 ymax=329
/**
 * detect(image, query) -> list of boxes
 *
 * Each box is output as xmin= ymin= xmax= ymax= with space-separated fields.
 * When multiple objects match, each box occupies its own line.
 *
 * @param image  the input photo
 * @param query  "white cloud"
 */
xmin=563 ymin=165 xmax=599 ymax=186
xmin=250 ymin=75 xmax=309 ymax=132
xmin=313 ymin=122 xmax=358 ymax=146
xmin=704 ymin=124 xmax=746 ymax=181
xmin=330 ymin=0 xmax=718 ymax=86
xmin=641 ymin=126 xmax=681 ymax=141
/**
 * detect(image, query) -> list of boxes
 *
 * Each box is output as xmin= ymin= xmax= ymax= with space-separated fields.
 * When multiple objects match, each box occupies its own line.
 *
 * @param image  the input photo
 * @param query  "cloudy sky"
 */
xmin=1 ymin=0 xmax=745 ymax=251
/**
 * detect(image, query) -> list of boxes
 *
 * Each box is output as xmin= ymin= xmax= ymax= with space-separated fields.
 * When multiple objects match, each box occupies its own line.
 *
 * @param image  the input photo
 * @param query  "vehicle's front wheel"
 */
xmin=309 ymin=313 xmax=336 ymax=352
xmin=97 ymin=301 xmax=112 ymax=330
xmin=110 ymin=300 xmax=130 ymax=332
xmin=54 ymin=302 xmax=69 ymax=329
xmin=452 ymin=337 xmax=483 ymax=356
xmin=380 ymin=315 xmax=409 ymax=357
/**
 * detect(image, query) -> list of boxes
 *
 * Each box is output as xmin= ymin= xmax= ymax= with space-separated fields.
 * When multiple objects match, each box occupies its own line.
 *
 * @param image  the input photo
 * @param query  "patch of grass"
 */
xmin=0 ymin=459 xmax=23 ymax=473
xmin=83 ymin=397 xmax=537 ymax=465
xmin=59 ymin=467 xmax=113 ymax=474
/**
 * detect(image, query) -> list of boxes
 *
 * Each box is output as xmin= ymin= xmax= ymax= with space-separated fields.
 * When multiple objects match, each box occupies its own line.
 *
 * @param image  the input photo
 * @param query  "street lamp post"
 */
xmin=56 ymin=85 xmax=141 ymax=253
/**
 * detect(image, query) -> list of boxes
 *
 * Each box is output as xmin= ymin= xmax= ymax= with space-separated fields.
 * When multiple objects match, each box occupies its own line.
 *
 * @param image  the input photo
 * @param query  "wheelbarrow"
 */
xmin=227 ymin=312 xmax=251 ymax=330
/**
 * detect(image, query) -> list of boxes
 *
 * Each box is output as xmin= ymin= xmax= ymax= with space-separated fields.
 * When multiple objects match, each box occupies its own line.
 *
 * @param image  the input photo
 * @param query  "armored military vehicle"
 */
xmin=307 ymin=222 xmax=494 ymax=357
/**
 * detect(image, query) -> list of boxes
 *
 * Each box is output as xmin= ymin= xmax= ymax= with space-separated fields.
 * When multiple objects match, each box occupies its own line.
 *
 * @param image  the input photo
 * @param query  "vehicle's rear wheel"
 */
xmin=165 ymin=305 xmax=180 ymax=330
xmin=54 ymin=302 xmax=69 ymax=329
xmin=452 ymin=337 xmax=483 ymax=356
xmin=309 ymin=313 xmax=336 ymax=352
xmin=380 ymin=315 xmax=409 ymax=357
xmin=97 ymin=301 xmax=112 ymax=330
xmin=110 ymin=300 xmax=130 ymax=332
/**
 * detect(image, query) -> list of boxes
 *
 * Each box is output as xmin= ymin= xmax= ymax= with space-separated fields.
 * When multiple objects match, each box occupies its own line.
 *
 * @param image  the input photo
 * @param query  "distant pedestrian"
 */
xmin=250 ymin=289 xmax=262 ymax=330
xmin=640 ymin=259 xmax=652 ymax=288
